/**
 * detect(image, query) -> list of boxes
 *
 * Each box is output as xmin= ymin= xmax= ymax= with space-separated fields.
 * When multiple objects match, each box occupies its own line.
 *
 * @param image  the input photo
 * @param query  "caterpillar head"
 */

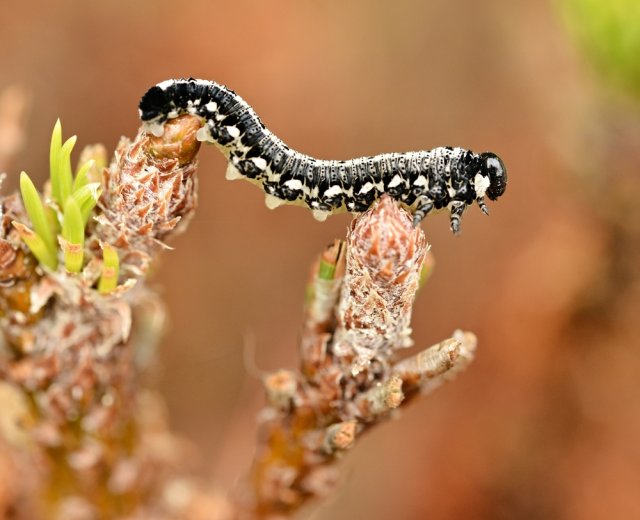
xmin=480 ymin=152 xmax=507 ymax=200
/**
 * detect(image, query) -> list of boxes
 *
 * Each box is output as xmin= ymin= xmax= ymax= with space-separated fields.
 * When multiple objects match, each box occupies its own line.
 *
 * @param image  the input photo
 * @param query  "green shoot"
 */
xmin=12 ymin=222 xmax=58 ymax=270
xmin=49 ymin=119 xmax=62 ymax=204
xmin=318 ymin=240 xmax=344 ymax=281
xmin=71 ymin=182 xmax=102 ymax=225
xmin=18 ymin=120 xmax=101 ymax=276
xmin=57 ymin=135 xmax=77 ymax=206
xmin=61 ymin=197 xmax=84 ymax=272
xmin=98 ymin=243 xmax=119 ymax=294
xmin=19 ymin=172 xmax=57 ymax=261
xmin=72 ymin=159 xmax=95 ymax=192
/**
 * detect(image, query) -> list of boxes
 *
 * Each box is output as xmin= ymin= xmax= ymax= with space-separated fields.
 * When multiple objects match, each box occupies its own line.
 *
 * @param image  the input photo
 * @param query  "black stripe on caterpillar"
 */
xmin=138 ymin=78 xmax=507 ymax=233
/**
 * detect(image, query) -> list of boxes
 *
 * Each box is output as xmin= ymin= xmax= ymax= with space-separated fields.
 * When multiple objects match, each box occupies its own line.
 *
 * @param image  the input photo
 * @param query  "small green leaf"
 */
xmin=49 ymin=119 xmax=62 ymax=205
xmin=98 ymin=243 xmax=119 ymax=294
xmin=318 ymin=240 xmax=345 ymax=281
xmin=71 ymin=182 xmax=101 ymax=224
xmin=58 ymin=135 xmax=77 ymax=205
xmin=318 ymin=258 xmax=337 ymax=281
xmin=19 ymin=172 xmax=57 ymax=258
xmin=45 ymin=205 xmax=61 ymax=237
xmin=72 ymin=160 xmax=94 ymax=192
xmin=61 ymin=197 xmax=84 ymax=272
xmin=12 ymin=222 xmax=58 ymax=270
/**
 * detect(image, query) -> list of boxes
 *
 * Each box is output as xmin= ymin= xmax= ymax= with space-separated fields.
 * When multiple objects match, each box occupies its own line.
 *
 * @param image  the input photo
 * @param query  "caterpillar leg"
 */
xmin=449 ymin=201 xmax=466 ymax=235
xmin=412 ymin=196 xmax=435 ymax=227
xmin=477 ymin=197 xmax=490 ymax=215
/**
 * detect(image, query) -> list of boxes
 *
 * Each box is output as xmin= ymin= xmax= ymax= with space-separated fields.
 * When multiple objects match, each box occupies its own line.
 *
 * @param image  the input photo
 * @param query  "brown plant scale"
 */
xmin=0 ymin=106 xmax=478 ymax=519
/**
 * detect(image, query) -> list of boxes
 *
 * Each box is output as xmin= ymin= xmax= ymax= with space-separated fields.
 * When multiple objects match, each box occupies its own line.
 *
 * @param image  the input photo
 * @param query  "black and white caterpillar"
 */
xmin=139 ymin=78 xmax=507 ymax=232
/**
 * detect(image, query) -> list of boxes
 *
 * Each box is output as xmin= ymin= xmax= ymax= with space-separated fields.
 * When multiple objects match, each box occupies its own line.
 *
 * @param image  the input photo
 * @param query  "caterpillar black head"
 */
xmin=480 ymin=152 xmax=507 ymax=201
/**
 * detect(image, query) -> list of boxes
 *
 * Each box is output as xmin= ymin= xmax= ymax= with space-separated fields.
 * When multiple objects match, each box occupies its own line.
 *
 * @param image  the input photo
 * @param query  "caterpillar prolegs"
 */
xmin=139 ymin=79 xmax=507 ymax=232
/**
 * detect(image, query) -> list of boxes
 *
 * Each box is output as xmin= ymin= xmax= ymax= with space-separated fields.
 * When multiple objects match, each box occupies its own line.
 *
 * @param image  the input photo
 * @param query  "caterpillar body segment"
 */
xmin=139 ymin=78 xmax=507 ymax=232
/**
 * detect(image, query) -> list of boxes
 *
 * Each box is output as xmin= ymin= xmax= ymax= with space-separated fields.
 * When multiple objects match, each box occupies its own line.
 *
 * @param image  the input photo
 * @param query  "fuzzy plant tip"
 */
xmin=350 ymin=195 xmax=427 ymax=287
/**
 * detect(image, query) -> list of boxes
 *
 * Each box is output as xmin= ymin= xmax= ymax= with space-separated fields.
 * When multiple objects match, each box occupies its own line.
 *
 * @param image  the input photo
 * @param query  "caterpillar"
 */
xmin=139 ymin=78 xmax=507 ymax=232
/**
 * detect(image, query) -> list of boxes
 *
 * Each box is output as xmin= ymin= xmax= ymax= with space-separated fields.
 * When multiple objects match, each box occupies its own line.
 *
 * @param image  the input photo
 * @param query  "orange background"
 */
xmin=1 ymin=1 xmax=638 ymax=518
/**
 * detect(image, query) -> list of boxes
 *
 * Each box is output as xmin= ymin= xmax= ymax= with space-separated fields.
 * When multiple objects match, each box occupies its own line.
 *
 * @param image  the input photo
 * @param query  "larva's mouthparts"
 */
xmin=139 ymin=78 xmax=508 ymax=233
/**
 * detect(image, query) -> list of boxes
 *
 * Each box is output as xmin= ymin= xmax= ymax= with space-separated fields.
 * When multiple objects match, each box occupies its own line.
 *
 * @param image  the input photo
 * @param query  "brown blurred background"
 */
xmin=2 ymin=1 xmax=639 ymax=518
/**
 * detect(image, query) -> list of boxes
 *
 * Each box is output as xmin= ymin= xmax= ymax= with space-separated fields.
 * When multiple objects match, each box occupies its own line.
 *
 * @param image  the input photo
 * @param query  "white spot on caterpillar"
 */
xmin=312 ymin=209 xmax=329 ymax=221
xmin=413 ymin=176 xmax=428 ymax=187
xmin=196 ymin=126 xmax=215 ymax=143
xmin=265 ymin=194 xmax=284 ymax=209
xmin=324 ymin=185 xmax=342 ymax=198
xmin=447 ymin=187 xmax=457 ymax=198
xmin=284 ymin=179 xmax=303 ymax=191
xmin=205 ymin=101 xmax=217 ymax=112
xmin=252 ymin=157 xmax=268 ymax=170
xmin=145 ymin=121 xmax=165 ymax=137
xmin=358 ymin=182 xmax=374 ymax=195
xmin=227 ymin=126 xmax=240 ymax=138
xmin=474 ymin=173 xmax=490 ymax=198
xmin=157 ymin=79 xmax=175 ymax=90
xmin=388 ymin=174 xmax=403 ymax=188
xmin=225 ymin=164 xmax=244 ymax=181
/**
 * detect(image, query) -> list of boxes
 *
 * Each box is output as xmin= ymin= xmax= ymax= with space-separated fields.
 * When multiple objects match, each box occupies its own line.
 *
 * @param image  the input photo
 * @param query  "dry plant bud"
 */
xmin=357 ymin=374 xmax=405 ymax=419
xmin=264 ymin=369 xmax=298 ymax=411
xmin=395 ymin=330 xmax=478 ymax=397
xmin=323 ymin=420 xmax=357 ymax=453
xmin=147 ymin=115 xmax=202 ymax=165
xmin=333 ymin=195 xmax=427 ymax=371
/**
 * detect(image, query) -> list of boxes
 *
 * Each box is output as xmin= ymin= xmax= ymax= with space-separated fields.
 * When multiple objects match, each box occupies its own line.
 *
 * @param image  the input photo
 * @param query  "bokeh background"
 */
xmin=1 ymin=1 xmax=639 ymax=518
